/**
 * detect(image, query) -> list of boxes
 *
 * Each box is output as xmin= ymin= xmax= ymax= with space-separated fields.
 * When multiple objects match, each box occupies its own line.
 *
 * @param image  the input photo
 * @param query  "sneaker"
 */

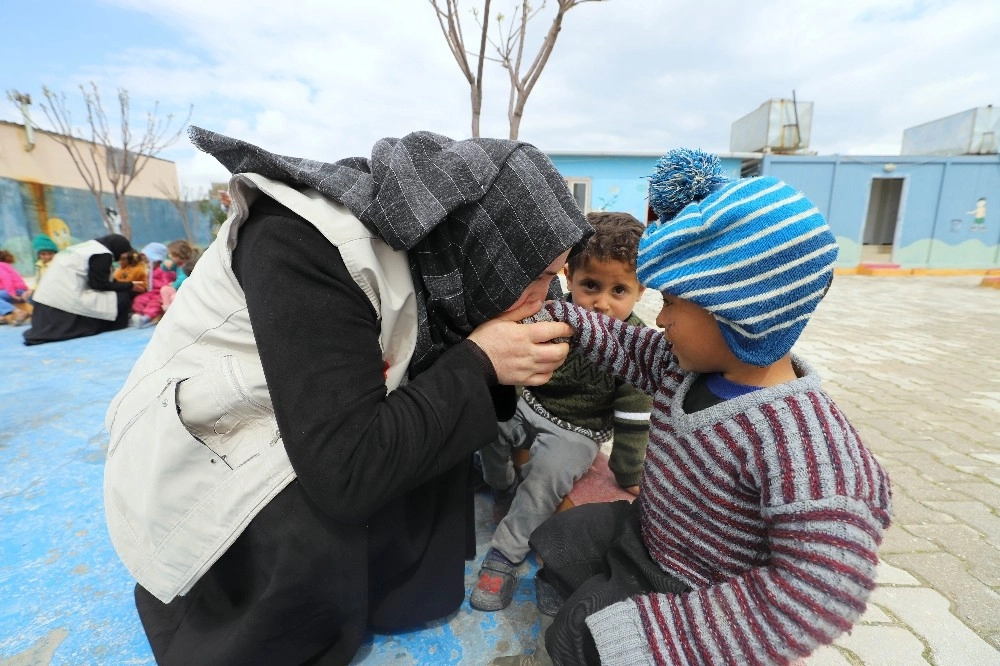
xmin=491 ymin=473 xmax=520 ymax=525
xmin=470 ymin=548 xmax=520 ymax=612
xmin=130 ymin=314 xmax=151 ymax=328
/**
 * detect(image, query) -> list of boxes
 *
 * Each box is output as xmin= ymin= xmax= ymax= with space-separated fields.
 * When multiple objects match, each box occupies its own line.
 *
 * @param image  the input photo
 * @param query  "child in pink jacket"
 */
xmin=130 ymin=243 xmax=176 ymax=328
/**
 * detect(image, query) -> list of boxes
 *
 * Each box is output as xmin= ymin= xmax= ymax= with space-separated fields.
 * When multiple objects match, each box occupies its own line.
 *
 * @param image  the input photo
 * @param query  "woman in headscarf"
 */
xmin=103 ymin=128 xmax=593 ymax=665
xmin=24 ymin=233 xmax=143 ymax=345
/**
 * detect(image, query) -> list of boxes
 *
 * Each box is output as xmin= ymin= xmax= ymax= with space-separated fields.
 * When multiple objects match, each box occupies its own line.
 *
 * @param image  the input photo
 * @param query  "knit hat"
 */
xmin=140 ymin=242 xmax=168 ymax=264
xmin=638 ymin=148 xmax=839 ymax=367
xmin=32 ymin=234 xmax=58 ymax=255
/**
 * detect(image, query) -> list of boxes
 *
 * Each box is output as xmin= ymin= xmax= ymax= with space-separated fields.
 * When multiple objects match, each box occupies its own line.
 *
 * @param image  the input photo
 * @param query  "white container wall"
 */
xmin=901 ymin=107 xmax=1000 ymax=155
xmin=730 ymin=99 xmax=813 ymax=153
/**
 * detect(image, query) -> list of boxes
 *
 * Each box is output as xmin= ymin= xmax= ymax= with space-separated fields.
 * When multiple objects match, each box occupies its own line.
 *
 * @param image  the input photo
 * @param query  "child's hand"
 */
xmin=132 ymin=281 xmax=147 ymax=293
xmin=623 ymin=485 xmax=640 ymax=496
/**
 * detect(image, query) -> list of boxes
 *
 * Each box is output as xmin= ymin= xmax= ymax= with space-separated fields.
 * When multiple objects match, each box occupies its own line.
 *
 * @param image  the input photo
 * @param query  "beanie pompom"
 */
xmin=648 ymin=148 xmax=729 ymax=221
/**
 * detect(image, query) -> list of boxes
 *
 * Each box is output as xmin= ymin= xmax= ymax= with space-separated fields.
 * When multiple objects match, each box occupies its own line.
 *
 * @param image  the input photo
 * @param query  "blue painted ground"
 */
xmin=0 ymin=323 xmax=540 ymax=664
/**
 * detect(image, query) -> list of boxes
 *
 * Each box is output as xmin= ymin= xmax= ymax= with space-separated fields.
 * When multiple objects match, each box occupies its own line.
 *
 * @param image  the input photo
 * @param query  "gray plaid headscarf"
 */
xmin=189 ymin=127 xmax=592 ymax=375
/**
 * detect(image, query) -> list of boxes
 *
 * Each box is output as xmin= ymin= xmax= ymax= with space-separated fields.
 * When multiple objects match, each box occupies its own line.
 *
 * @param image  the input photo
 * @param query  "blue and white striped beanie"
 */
xmin=638 ymin=148 xmax=838 ymax=367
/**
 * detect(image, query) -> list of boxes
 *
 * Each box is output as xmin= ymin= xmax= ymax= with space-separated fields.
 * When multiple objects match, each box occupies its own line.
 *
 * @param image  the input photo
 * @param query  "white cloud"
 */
xmin=13 ymin=0 xmax=999 ymax=188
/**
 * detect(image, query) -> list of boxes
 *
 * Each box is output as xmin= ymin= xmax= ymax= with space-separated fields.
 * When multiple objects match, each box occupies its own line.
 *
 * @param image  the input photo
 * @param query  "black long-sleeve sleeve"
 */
xmin=232 ymin=199 xmax=501 ymax=524
xmin=87 ymin=254 xmax=133 ymax=291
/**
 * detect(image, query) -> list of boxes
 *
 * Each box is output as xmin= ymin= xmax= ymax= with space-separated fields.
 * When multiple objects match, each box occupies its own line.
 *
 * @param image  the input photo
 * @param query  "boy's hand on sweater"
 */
xmin=468 ymin=300 xmax=572 ymax=386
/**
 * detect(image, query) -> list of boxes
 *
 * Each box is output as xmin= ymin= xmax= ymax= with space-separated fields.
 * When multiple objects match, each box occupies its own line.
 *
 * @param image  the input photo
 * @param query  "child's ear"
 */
xmin=562 ymin=265 xmax=571 ymax=279
xmin=637 ymin=285 xmax=646 ymax=298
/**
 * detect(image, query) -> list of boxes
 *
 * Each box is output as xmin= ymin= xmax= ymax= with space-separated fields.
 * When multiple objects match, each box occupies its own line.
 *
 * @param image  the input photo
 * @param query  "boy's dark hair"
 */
xmin=119 ymin=251 xmax=142 ymax=268
xmin=567 ymin=212 xmax=644 ymax=274
xmin=0 ymin=249 xmax=15 ymax=264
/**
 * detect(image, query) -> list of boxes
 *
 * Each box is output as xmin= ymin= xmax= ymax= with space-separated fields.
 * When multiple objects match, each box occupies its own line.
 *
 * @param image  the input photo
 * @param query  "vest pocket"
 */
xmin=105 ymin=377 xmax=231 ymax=553
xmin=174 ymin=352 xmax=273 ymax=469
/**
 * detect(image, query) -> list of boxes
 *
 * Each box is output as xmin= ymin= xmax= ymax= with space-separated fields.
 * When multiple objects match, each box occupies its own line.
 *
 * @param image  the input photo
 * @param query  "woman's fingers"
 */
xmin=496 ymin=299 xmax=542 ymax=322
xmin=523 ymin=321 xmax=573 ymax=343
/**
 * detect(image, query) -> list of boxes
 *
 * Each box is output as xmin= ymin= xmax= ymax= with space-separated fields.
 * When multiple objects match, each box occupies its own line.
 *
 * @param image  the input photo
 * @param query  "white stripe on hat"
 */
xmin=735 ymin=284 xmax=832 ymax=326
xmin=638 ymin=180 xmax=781 ymax=266
xmin=717 ymin=310 xmax=814 ymax=340
xmin=638 ymin=184 xmax=800 ymax=277
xmin=648 ymin=207 xmax=824 ymax=284
xmin=680 ymin=241 xmax=840 ymax=304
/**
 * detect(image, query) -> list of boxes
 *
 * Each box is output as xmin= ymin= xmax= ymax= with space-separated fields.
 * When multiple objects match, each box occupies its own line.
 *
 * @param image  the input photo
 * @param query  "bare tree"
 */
xmin=428 ymin=0 xmax=604 ymax=139
xmin=155 ymin=181 xmax=201 ymax=247
xmin=429 ymin=0 xmax=492 ymax=138
xmin=39 ymin=83 xmax=192 ymax=239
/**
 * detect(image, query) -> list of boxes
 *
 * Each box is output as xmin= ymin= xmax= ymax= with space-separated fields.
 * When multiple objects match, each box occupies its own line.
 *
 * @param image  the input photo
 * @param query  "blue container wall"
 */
xmin=0 ymin=177 xmax=213 ymax=276
xmin=763 ymin=156 xmax=1000 ymax=269
xmin=930 ymin=162 xmax=1000 ymax=267
xmin=548 ymin=154 xmax=743 ymax=223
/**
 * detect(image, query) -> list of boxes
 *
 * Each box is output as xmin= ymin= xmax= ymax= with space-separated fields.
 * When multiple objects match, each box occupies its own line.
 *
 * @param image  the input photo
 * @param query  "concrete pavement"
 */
xmin=631 ymin=275 xmax=1000 ymax=666
xmin=1 ymin=274 xmax=999 ymax=664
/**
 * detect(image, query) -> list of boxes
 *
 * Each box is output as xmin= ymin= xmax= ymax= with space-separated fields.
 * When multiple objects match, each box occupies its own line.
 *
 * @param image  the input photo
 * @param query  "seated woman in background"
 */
xmin=24 ymin=234 xmax=143 ymax=345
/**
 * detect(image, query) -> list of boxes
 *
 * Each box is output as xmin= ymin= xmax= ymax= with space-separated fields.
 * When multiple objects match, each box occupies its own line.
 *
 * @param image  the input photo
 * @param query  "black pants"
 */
xmin=529 ymin=500 xmax=689 ymax=666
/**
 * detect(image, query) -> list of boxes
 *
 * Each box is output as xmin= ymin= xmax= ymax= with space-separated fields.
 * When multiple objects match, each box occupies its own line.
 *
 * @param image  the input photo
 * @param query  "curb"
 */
xmin=834 ymin=265 xmax=1000 ymax=278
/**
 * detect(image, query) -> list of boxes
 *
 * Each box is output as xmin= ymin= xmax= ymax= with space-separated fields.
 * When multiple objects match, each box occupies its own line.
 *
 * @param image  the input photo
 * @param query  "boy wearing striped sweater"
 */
xmin=494 ymin=150 xmax=892 ymax=665
xmin=473 ymin=212 xmax=653 ymax=612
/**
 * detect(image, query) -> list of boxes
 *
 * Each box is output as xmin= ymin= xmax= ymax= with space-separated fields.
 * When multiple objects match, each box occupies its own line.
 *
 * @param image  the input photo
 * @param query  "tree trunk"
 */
xmin=509 ymin=112 xmax=522 ymax=140
xmin=114 ymin=192 xmax=133 ymax=240
xmin=471 ymin=87 xmax=482 ymax=138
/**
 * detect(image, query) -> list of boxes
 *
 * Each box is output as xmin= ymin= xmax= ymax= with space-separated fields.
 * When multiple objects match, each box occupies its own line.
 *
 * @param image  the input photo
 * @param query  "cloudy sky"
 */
xmin=3 ymin=0 xmax=997 ymax=190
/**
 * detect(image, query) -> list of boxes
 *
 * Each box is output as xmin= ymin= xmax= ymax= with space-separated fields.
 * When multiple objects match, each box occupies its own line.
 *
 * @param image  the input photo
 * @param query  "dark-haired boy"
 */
xmin=472 ymin=212 xmax=652 ymax=612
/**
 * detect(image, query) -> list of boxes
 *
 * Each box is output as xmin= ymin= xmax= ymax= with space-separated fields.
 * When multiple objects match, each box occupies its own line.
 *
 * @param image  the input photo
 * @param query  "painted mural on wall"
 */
xmin=968 ymin=197 xmax=987 ymax=233
xmin=0 ymin=177 xmax=213 ymax=277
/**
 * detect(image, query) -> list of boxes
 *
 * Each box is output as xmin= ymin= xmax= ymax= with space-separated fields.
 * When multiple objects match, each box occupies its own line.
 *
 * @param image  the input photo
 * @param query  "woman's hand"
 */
xmin=468 ymin=300 xmax=573 ymax=386
xmin=131 ymin=281 xmax=147 ymax=293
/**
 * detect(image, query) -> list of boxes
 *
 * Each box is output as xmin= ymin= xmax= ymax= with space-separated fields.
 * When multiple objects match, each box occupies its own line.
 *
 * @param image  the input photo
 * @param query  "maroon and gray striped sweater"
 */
xmin=536 ymin=301 xmax=893 ymax=666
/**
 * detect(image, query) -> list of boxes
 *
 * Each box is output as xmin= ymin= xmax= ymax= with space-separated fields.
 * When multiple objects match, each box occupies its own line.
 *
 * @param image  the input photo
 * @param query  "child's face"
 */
xmin=38 ymin=250 xmax=55 ymax=264
xmin=656 ymin=292 xmax=736 ymax=373
xmin=169 ymin=252 xmax=183 ymax=264
xmin=566 ymin=258 xmax=645 ymax=322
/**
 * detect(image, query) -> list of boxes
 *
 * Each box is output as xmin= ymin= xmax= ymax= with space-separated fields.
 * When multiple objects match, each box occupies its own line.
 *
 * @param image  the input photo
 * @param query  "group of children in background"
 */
xmin=0 ymin=235 xmax=199 ymax=329
xmin=121 ymin=239 xmax=199 ymax=328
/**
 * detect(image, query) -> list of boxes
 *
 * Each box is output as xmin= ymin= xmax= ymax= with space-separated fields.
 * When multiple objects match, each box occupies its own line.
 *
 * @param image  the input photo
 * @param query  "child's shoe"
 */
xmin=130 ymin=314 xmax=151 ymax=328
xmin=470 ymin=548 xmax=520 ymax=611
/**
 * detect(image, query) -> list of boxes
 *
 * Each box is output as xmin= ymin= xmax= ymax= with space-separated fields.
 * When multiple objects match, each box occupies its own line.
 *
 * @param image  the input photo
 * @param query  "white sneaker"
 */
xmin=130 ymin=314 xmax=151 ymax=328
